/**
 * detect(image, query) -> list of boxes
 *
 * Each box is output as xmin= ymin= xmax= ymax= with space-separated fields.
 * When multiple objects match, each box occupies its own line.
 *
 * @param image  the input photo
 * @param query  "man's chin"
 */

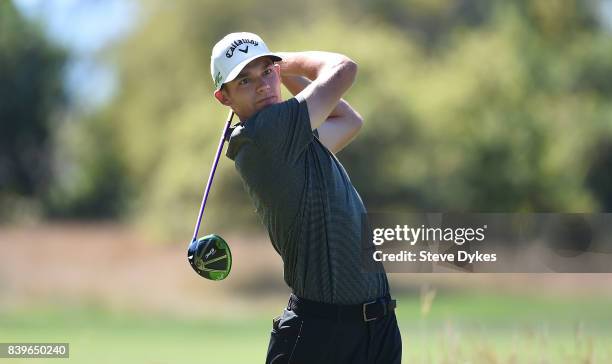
xmin=257 ymin=97 xmax=280 ymax=109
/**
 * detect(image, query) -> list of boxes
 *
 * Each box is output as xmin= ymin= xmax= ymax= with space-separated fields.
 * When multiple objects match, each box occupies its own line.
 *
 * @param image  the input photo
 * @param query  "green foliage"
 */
xmin=47 ymin=111 xmax=130 ymax=218
xmin=0 ymin=1 xmax=67 ymax=220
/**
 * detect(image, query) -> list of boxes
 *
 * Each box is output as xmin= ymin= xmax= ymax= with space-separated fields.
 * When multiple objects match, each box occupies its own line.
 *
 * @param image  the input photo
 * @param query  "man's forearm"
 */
xmin=277 ymin=51 xmax=353 ymax=80
xmin=281 ymin=75 xmax=356 ymax=119
xmin=281 ymin=74 xmax=309 ymax=96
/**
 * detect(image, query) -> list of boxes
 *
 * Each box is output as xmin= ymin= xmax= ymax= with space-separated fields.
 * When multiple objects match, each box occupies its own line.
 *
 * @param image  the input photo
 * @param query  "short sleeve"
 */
xmin=247 ymin=98 xmax=313 ymax=164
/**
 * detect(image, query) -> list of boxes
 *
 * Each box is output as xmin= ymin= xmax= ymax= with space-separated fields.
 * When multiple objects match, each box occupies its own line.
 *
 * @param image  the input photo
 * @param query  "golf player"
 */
xmin=211 ymin=32 xmax=401 ymax=363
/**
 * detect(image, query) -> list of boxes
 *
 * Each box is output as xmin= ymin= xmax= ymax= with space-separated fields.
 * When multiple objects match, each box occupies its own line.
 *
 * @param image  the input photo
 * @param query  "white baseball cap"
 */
xmin=210 ymin=32 xmax=282 ymax=91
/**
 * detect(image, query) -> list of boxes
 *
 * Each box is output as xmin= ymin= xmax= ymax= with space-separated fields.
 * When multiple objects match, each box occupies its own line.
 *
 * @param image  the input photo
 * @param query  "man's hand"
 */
xmin=281 ymin=74 xmax=362 ymax=154
xmin=278 ymin=52 xmax=359 ymax=132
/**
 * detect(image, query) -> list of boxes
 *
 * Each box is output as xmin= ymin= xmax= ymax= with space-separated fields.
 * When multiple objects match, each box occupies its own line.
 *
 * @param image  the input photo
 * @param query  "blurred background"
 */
xmin=1 ymin=0 xmax=612 ymax=362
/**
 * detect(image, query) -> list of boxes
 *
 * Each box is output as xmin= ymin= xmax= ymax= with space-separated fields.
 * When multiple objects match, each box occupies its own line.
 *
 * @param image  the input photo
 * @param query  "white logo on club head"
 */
xmin=205 ymin=248 xmax=216 ymax=260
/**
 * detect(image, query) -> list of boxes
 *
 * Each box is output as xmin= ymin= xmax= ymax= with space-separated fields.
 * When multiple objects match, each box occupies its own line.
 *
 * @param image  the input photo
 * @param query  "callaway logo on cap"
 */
xmin=210 ymin=32 xmax=282 ymax=91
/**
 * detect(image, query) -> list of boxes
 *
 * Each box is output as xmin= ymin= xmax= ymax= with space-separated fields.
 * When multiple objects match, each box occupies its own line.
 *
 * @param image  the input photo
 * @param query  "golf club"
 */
xmin=187 ymin=110 xmax=234 ymax=280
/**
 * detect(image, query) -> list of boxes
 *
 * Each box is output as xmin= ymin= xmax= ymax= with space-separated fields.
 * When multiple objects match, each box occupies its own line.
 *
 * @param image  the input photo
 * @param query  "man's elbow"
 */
xmin=342 ymin=57 xmax=358 ymax=79
xmin=333 ymin=56 xmax=358 ymax=86
xmin=337 ymin=115 xmax=363 ymax=153
xmin=352 ymin=112 xmax=364 ymax=133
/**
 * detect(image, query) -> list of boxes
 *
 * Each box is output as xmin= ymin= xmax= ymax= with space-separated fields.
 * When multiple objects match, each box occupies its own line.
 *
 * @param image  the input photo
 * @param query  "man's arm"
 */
xmin=278 ymin=51 xmax=361 ymax=138
xmin=281 ymin=74 xmax=363 ymax=153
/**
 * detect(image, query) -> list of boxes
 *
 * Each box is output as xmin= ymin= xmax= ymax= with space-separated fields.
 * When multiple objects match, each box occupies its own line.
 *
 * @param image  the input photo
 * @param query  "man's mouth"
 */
xmin=257 ymin=96 xmax=276 ymax=105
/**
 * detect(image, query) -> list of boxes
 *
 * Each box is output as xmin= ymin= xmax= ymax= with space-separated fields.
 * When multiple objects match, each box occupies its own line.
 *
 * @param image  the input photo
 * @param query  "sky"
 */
xmin=603 ymin=0 xmax=612 ymax=32
xmin=12 ymin=0 xmax=139 ymax=109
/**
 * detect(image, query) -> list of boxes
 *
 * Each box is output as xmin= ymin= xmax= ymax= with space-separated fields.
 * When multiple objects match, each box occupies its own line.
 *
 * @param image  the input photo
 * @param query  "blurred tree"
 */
xmin=586 ymin=138 xmax=612 ymax=211
xmin=0 ymin=0 xmax=66 ymax=220
xmin=348 ymin=0 xmax=496 ymax=47
xmin=46 ymin=109 xmax=130 ymax=218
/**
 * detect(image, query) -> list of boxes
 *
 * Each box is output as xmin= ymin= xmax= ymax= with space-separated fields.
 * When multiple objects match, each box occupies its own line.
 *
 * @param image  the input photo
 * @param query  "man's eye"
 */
xmin=263 ymin=68 xmax=272 ymax=75
xmin=239 ymin=78 xmax=249 ymax=85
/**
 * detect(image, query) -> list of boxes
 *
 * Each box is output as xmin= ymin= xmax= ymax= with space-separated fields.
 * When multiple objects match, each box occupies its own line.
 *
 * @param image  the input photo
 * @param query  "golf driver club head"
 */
xmin=188 ymin=234 xmax=232 ymax=280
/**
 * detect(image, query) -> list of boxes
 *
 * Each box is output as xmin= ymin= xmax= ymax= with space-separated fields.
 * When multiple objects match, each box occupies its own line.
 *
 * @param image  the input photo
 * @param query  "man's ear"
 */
xmin=214 ymin=89 xmax=231 ymax=106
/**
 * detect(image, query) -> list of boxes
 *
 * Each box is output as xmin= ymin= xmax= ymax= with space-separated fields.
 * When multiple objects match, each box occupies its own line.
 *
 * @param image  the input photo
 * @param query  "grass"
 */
xmin=2 ymin=293 xmax=612 ymax=363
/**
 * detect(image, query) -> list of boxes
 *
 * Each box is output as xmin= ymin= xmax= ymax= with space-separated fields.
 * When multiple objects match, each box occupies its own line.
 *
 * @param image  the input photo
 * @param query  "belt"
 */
xmin=287 ymin=294 xmax=396 ymax=323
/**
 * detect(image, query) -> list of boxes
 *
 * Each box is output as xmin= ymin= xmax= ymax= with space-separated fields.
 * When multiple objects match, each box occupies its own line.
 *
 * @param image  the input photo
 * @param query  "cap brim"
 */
xmin=218 ymin=53 xmax=282 ymax=90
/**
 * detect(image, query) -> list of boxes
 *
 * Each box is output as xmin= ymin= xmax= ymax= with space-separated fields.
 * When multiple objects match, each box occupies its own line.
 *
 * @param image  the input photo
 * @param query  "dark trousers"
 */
xmin=265 ymin=296 xmax=402 ymax=364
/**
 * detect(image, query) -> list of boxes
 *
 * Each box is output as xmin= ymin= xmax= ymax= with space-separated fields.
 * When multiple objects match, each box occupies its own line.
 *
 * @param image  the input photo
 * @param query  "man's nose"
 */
xmin=255 ymin=77 xmax=271 ymax=93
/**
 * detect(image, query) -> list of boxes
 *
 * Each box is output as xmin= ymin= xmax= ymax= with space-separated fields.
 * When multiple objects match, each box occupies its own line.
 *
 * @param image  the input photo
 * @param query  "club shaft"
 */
xmin=191 ymin=110 xmax=234 ymax=242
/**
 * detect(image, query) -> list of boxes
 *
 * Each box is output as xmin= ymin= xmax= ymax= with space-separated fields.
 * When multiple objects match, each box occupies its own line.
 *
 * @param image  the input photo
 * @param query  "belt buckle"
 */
xmin=363 ymin=300 xmax=378 ymax=322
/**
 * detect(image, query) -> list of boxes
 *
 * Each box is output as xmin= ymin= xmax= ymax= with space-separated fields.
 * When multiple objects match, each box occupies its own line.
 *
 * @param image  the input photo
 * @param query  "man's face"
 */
xmin=215 ymin=57 xmax=282 ymax=121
